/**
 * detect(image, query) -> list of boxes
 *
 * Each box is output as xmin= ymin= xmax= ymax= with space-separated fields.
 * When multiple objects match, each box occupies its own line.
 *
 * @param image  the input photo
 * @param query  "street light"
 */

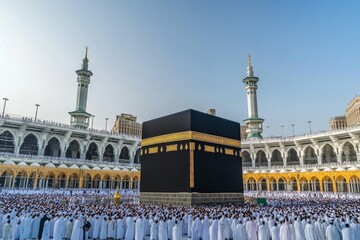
xmin=266 ymin=126 xmax=270 ymax=138
xmin=105 ymin=117 xmax=109 ymax=131
xmin=281 ymin=125 xmax=285 ymax=138
xmin=91 ymin=115 xmax=95 ymax=129
xmin=2 ymin=98 xmax=9 ymax=118
xmin=308 ymin=121 xmax=312 ymax=134
xmin=34 ymin=104 xmax=40 ymax=122
xmin=291 ymin=124 xmax=295 ymax=136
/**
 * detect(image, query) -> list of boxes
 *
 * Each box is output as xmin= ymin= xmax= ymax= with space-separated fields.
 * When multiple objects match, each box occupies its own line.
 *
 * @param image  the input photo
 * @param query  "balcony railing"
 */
xmin=0 ymin=152 xmax=141 ymax=169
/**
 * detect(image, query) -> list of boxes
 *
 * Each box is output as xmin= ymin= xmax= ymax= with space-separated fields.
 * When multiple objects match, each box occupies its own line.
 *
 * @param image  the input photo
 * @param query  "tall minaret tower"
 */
xmin=243 ymin=55 xmax=264 ymax=138
xmin=69 ymin=46 xmax=93 ymax=129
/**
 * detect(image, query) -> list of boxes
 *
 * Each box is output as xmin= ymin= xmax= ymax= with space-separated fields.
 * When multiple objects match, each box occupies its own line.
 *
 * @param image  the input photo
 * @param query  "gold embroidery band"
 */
xmin=142 ymin=131 xmax=241 ymax=148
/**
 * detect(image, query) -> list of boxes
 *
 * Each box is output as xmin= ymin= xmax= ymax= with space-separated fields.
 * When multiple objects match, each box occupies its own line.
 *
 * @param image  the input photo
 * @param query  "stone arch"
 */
xmin=271 ymin=149 xmax=283 ymax=166
xmin=300 ymin=177 xmax=309 ymax=191
xmin=132 ymin=176 xmax=139 ymax=189
xmin=0 ymin=130 xmax=15 ymax=153
xmin=102 ymin=174 xmax=112 ymax=189
xmin=309 ymin=176 xmax=320 ymax=191
xmin=83 ymin=173 xmax=92 ymax=189
xmin=44 ymin=137 xmax=61 ymax=157
xmin=114 ymin=175 xmax=121 ymax=189
xmin=287 ymin=148 xmax=300 ymax=165
xmin=134 ymin=148 xmax=141 ymax=164
xmin=92 ymin=174 xmax=101 ymax=188
xmin=349 ymin=176 xmax=360 ymax=193
xmin=68 ymin=173 xmax=79 ymax=188
xmin=57 ymin=172 xmax=67 ymax=188
xmin=278 ymin=177 xmax=286 ymax=191
xmin=258 ymin=178 xmax=267 ymax=191
xmin=66 ymin=140 xmax=81 ymax=159
xmin=255 ymin=150 xmax=267 ymax=167
xmin=336 ymin=176 xmax=347 ymax=192
xmin=288 ymin=177 xmax=298 ymax=191
xmin=86 ymin=142 xmax=99 ymax=161
xmin=269 ymin=177 xmax=277 ymax=191
xmin=14 ymin=170 xmax=28 ymax=188
xmin=103 ymin=144 xmax=115 ymax=162
xmin=19 ymin=133 xmax=38 ymax=155
xmin=122 ymin=175 xmax=131 ymax=189
xmin=321 ymin=144 xmax=337 ymax=163
xmin=341 ymin=142 xmax=357 ymax=162
xmin=303 ymin=146 xmax=317 ymax=165
xmin=247 ymin=177 xmax=256 ymax=191
xmin=322 ymin=176 xmax=333 ymax=192
xmin=45 ymin=172 xmax=55 ymax=188
xmin=28 ymin=172 xmax=36 ymax=189
xmin=0 ymin=170 xmax=14 ymax=188
xmin=120 ymin=146 xmax=130 ymax=161
xmin=242 ymin=150 xmax=252 ymax=167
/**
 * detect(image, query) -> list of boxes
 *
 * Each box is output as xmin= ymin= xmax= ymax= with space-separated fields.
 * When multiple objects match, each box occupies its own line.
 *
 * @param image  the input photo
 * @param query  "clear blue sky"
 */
xmin=1 ymin=1 xmax=360 ymax=137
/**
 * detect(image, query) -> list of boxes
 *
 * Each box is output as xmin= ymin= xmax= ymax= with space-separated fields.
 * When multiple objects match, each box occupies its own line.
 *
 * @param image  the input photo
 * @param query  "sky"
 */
xmin=1 ymin=1 xmax=360 ymax=137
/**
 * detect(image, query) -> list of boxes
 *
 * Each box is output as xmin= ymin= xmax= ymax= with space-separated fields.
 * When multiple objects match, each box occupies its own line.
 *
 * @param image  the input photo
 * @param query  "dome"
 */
xmin=323 ymin=167 xmax=332 ymax=172
xmin=113 ymin=167 xmax=121 ymax=171
xmin=336 ymin=167 xmax=346 ymax=172
xmin=243 ymin=170 xmax=248 ymax=174
xmin=122 ymin=168 xmax=129 ymax=172
xmin=69 ymin=164 xmax=79 ymax=169
xmin=92 ymin=166 xmax=101 ymax=170
xmin=102 ymin=166 xmax=111 ymax=171
xmin=131 ymin=168 xmax=138 ymax=172
xmin=80 ymin=165 xmax=90 ymax=170
xmin=290 ymin=168 xmax=297 ymax=173
xmin=17 ymin=162 xmax=27 ymax=166
xmin=348 ymin=166 xmax=359 ymax=171
xmin=260 ymin=170 xmax=267 ymax=173
xmin=269 ymin=169 xmax=277 ymax=173
xmin=279 ymin=169 xmax=287 ymax=173
xmin=312 ymin=168 xmax=319 ymax=172
xmin=3 ymin=160 xmax=15 ymax=165
xmin=30 ymin=162 xmax=40 ymax=167
xmin=58 ymin=164 xmax=68 ymax=169
xmin=254 ymin=170 xmax=260 ymax=173
xmin=300 ymin=168 xmax=307 ymax=173
xmin=45 ymin=163 xmax=56 ymax=168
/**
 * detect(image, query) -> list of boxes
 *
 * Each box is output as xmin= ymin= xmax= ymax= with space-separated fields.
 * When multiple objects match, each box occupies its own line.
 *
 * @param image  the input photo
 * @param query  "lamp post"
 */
xmin=105 ymin=118 xmax=109 ymax=131
xmin=308 ymin=121 xmax=312 ymax=134
xmin=266 ymin=126 xmax=270 ymax=138
xmin=91 ymin=115 xmax=95 ymax=129
xmin=281 ymin=125 xmax=285 ymax=138
xmin=34 ymin=104 xmax=40 ymax=122
xmin=2 ymin=98 xmax=9 ymax=117
xmin=291 ymin=124 xmax=295 ymax=137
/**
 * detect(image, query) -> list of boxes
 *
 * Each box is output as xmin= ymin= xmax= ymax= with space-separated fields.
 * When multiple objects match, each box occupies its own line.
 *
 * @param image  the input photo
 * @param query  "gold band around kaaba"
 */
xmin=141 ymin=131 xmax=241 ymax=148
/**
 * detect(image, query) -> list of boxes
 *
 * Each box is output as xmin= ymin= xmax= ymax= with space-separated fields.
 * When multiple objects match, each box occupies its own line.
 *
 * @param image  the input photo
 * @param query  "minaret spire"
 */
xmin=243 ymin=55 xmax=264 ymax=139
xmin=69 ymin=47 xmax=93 ymax=129
xmin=247 ymin=54 xmax=254 ymax=77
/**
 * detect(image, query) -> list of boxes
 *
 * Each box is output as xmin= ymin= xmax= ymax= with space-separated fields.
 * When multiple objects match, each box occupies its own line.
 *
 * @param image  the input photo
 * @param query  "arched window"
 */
xmin=66 ymin=140 xmax=80 ymax=159
xmin=44 ymin=137 xmax=61 ymax=157
xmin=19 ymin=134 xmax=38 ymax=155
xmin=134 ymin=149 xmax=141 ymax=163
xmin=0 ymin=131 xmax=15 ymax=153
xmin=242 ymin=151 xmax=252 ymax=167
xmin=103 ymin=145 xmax=114 ymax=162
xmin=287 ymin=148 xmax=299 ymax=165
xmin=271 ymin=149 xmax=283 ymax=166
xmin=322 ymin=144 xmax=337 ymax=163
xmin=255 ymin=150 xmax=267 ymax=167
xmin=86 ymin=142 xmax=99 ymax=161
xmin=304 ymin=147 xmax=317 ymax=165
xmin=120 ymin=147 xmax=130 ymax=160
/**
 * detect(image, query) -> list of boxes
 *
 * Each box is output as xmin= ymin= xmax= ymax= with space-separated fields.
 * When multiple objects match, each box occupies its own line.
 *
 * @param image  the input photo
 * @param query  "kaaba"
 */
xmin=140 ymin=109 xmax=243 ymax=206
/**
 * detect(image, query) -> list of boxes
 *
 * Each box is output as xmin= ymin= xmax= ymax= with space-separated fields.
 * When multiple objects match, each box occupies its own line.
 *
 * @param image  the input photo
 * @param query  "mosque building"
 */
xmin=241 ymin=56 xmax=360 ymax=194
xmin=0 ymin=48 xmax=140 ymax=190
xmin=0 ymin=49 xmax=359 ymax=194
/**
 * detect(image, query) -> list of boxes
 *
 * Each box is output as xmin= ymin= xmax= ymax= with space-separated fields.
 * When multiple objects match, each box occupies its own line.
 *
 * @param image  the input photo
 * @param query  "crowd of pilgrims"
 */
xmin=0 ymin=190 xmax=359 ymax=240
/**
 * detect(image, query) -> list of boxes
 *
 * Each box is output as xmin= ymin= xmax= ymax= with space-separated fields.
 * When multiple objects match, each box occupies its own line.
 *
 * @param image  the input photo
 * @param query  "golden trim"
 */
xmin=142 ymin=131 xmax=241 ymax=148
xmin=166 ymin=144 xmax=177 ymax=152
xmin=225 ymin=148 xmax=233 ymax=155
xmin=204 ymin=145 xmax=215 ymax=153
xmin=148 ymin=147 xmax=158 ymax=154
xmin=190 ymin=147 xmax=194 ymax=188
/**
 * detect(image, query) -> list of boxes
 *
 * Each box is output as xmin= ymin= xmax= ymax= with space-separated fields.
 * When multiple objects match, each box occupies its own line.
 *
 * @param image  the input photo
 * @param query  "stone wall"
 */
xmin=140 ymin=192 xmax=244 ymax=206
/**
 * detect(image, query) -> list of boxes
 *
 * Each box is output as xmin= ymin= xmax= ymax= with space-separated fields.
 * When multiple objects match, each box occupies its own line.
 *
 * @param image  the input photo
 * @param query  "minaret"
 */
xmin=69 ymin=46 xmax=93 ymax=128
xmin=243 ymin=55 xmax=264 ymax=138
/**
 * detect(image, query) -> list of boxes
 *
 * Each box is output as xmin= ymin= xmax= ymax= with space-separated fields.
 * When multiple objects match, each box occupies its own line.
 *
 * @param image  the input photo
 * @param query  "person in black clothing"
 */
xmin=83 ymin=218 xmax=91 ymax=240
